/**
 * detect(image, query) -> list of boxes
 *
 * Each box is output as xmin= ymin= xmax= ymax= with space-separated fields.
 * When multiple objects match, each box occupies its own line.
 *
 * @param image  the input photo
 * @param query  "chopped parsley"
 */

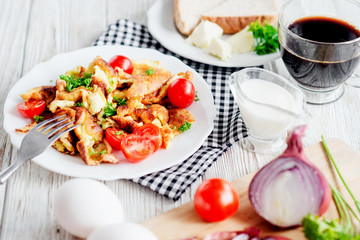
xmin=172 ymin=126 xmax=177 ymax=130
xmin=248 ymin=21 xmax=279 ymax=55
xmin=115 ymin=130 xmax=124 ymax=136
xmin=75 ymin=102 xmax=84 ymax=107
xmin=145 ymin=68 xmax=154 ymax=76
xmin=113 ymin=96 xmax=127 ymax=106
xmin=107 ymin=87 xmax=112 ymax=93
xmin=60 ymin=73 xmax=93 ymax=92
xmin=195 ymin=91 xmax=200 ymax=101
xmin=33 ymin=115 xmax=44 ymax=123
xmin=89 ymin=147 xmax=107 ymax=155
xmin=108 ymin=77 xmax=114 ymax=85
xmin=103 ymin=102 xmax=117 ymax=118
xmin=178 ymin=121 xmax=191 ymax=133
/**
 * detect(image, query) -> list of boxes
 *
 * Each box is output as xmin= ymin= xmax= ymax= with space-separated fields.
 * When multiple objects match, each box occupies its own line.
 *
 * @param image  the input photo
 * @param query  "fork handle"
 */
xmin=0 ymin=156 xmax=28 ymax=184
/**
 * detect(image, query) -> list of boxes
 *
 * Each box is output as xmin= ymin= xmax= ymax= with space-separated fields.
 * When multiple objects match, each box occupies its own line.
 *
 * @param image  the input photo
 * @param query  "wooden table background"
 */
xmin=1 ymin=0 xmax=360 ymax=239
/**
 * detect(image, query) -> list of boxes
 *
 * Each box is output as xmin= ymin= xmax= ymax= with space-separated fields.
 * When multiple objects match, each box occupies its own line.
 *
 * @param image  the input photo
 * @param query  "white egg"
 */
xmin=87 ymin=222 xmax=158 ymax=240
xmin=54 ymin=178 xmax=124 ymax=238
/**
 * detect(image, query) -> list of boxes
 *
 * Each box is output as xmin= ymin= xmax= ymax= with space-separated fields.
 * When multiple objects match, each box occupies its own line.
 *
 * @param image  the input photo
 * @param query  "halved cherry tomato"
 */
xmin=109 ymin=55 xmax=133 ymax=74
xmin=120 ymin=134 xmax=156 ymax=163
xmin=17 ymin=100 xmax=46 ymax=119
xmin=105 ymin=128 xmax=128 ymax=150
xmin=167 ymin=78 xmax=196 ymax=108
xmin=133 ymin=123 xmax=162 ymax=151
xmin=194 ymin=178 xmax=239 ymax=222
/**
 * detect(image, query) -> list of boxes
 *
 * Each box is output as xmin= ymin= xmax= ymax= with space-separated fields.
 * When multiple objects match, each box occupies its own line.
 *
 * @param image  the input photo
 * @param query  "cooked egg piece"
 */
xmin=54 ymin=178 xmax=124 ymax=238
xmin=186 ymin=20 xmax=223 ymax=49
xmin=87 ymin=222 xmax=158 ymax=240
xmin=226 ymin=26 xmax=255 ymax=54
xmin=207 ymin=37 xmax=232 ymax=61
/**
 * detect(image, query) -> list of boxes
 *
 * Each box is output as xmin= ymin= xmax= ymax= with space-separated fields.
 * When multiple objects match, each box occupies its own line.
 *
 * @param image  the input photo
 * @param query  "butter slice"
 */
xmin=226 ymin=26 xmax=254 ymax=54
xmin=207 ymin=38 xmax=232 ymax=61
xmin=186 ymin=20 xmax=223 ymax=49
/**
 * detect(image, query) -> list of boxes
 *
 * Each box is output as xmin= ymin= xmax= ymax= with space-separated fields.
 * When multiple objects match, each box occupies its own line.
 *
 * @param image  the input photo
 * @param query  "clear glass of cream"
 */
xmin=229 ymin=68 xmax=305 ymax=154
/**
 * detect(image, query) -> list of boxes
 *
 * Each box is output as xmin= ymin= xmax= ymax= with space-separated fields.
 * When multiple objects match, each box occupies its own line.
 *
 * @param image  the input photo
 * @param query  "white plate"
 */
xmin=3 ymin=45 xmax=216 ymax=180
xmin=147 ymin=0 xmax=280 ymax=67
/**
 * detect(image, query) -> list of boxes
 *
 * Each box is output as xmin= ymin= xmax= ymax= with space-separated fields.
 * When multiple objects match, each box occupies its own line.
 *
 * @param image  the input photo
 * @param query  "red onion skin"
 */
xmin=248 ymin=126 xmax=331 ymax=227
xmin=279 ymin=126 xmax=331 ymax=216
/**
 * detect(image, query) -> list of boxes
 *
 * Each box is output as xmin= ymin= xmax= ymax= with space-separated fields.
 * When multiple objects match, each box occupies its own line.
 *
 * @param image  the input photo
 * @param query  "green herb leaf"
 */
xmin=89 ymin=147 xmax=107 ymax=155
xmin=113 ymin=96 xmax=127 ymax=106
xmin=60 ymin=73 xmax=93 ymax=92
xmin=145 ymin=68 xmax=154 ymax=76
xmin=195 ymin=91 xmax=200 ymax=101
xmin=107 ymin=87 xmax=112 ymax=93
xmin=75 ymin=102 xmax=84 ymax=107
xmin=98 ymin=150 xmax=107 ymax=155
xmin=178 ymin=121 xmax=191 ymax=133
xmin=103 ymin=102 xmax=117 ymax=118
xmin=172 ymin=126 xmax=176 ymax=130
xmin=115 ymin=130 xmax=124 ymax=136
xmin=89 ymin=147 xmax=96 ymax=155
xmin=33 ymin=115 xmax=44 ymax=123
xmin=248 ymin=21 xmax=279 ymax=55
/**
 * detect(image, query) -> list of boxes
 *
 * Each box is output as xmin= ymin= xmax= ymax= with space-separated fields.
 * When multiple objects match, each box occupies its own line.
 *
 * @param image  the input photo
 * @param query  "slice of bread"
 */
xmin=174 ymin=0 xmax=279 ymax=36
xmin=174 ymin=0 xmax=223 ymax=36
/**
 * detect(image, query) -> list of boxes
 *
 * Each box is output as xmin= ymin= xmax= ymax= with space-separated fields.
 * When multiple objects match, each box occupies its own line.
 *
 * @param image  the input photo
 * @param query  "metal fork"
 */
xmin=0 ymin=115 xmax=80 ymax=184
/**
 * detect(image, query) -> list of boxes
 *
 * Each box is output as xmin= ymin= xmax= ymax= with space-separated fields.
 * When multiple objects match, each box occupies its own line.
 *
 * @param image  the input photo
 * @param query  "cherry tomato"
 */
xmin=194 ymin=178 xmax=239 ymax=222
xmin=120 ymin=134 xmax=156 ymax=163
xmin=17 ymin=100 xmax=46 ymax=119
xmin=167 ymin=78 xmax=196 ymax=108
xmin=133 ymin=124 xmax=162 ymax=151
xmin=105 ymin=128 xmax=128 ymax=150
xmin=109 ymin=55 xmax=133 ymax=74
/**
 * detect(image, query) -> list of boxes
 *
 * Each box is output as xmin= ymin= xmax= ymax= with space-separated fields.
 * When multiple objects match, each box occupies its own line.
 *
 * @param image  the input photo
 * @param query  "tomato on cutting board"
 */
xmin=167 ymin=78 xmax=196 ymax=108
xmin=109 ymin=55 xmax=133 ymax=74
xmin=133 ymin=123 xmax=162 ymax=151
xmin=105 ymin=128 xmax=128 ymax=150
xmin=17 ymin=100 xmax=46 ymax=119
xmin=194 ymin=178 xmax=240 ymax=222
xmin=120 ymin=134 xmax=156 ymax=163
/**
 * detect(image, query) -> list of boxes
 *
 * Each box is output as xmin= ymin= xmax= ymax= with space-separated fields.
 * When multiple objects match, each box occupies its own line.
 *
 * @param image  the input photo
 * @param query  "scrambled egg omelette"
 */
xmin=16 ymin=56 xmax=195 ymax=166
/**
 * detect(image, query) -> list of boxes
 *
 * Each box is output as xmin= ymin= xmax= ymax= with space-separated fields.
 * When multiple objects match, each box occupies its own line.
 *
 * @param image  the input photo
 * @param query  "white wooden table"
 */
xmin=1 ymin=0 xmax=360 ymax=239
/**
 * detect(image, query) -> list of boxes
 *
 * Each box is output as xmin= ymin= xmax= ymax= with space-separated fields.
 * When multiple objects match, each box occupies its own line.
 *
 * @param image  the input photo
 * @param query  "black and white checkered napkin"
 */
xmin=94 ymin=19 xmax=247 ymax=201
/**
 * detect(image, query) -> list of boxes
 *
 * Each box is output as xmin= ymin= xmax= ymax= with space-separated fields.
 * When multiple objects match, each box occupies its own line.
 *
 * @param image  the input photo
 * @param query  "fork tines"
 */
xmin=34 ymin=115 xmax=77 ymax=139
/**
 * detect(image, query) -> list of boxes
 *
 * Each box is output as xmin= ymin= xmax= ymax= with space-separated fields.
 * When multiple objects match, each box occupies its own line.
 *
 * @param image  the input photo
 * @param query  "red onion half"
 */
xmin=249 ymin=126 xmax=331 ymax=228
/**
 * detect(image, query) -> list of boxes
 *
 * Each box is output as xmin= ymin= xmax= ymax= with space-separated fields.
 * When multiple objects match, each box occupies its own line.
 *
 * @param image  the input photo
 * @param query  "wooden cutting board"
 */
xmin=143 ymin=139 xmax=360 ymax=240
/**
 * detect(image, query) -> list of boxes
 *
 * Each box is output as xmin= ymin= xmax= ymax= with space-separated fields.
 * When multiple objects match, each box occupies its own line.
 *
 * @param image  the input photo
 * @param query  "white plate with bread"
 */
xmin=147 ymin=0 xmax=281 ymax=67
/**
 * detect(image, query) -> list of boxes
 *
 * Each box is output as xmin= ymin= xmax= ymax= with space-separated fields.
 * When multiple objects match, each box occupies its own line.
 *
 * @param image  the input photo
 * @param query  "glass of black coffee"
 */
xmin=278 ymin=0 xmax=360 ymax=104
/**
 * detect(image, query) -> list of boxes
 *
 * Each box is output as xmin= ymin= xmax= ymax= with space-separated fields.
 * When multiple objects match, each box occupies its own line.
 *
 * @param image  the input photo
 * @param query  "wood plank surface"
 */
xmin=143 ymin=139 xmax=360 ymax=240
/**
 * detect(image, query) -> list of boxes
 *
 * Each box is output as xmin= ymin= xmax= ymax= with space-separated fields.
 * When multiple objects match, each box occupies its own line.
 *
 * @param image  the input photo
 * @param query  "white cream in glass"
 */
xmin=229 ymin=68 xmax=305 ymax=154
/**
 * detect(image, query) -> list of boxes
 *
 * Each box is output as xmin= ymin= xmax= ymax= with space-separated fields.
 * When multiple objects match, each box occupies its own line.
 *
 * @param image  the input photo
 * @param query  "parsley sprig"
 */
xmin=145 ymin=68 xmax=154 ymax=76
xmin=113 ymin=96 xmax=127 ymax=106
xmin=302 ymin=137 xmax=360 ymax=240
xmin=60 ymin=73 xmax=93 ymax=92
xmin=195 ymin=91 xmax=200 ymax=101
xmin=33 ymin=115 xmax=44 ymax=123
xmin=103 ymin=102 xmax=117 ymax=118
xmin=248 ymin=21 xmax=279 ymax=55
xmin=89 ymin=147 xmax=107 ymax=155
xmin=75 ymin=102 xmax=84 ymax=107
xmin=178 ymin=121 xmax=191 ymax=133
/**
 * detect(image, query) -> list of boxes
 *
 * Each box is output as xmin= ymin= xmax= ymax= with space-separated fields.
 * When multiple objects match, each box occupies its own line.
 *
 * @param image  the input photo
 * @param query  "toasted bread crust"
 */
xmin=174 ymin=0 xmax=193 ymax=36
